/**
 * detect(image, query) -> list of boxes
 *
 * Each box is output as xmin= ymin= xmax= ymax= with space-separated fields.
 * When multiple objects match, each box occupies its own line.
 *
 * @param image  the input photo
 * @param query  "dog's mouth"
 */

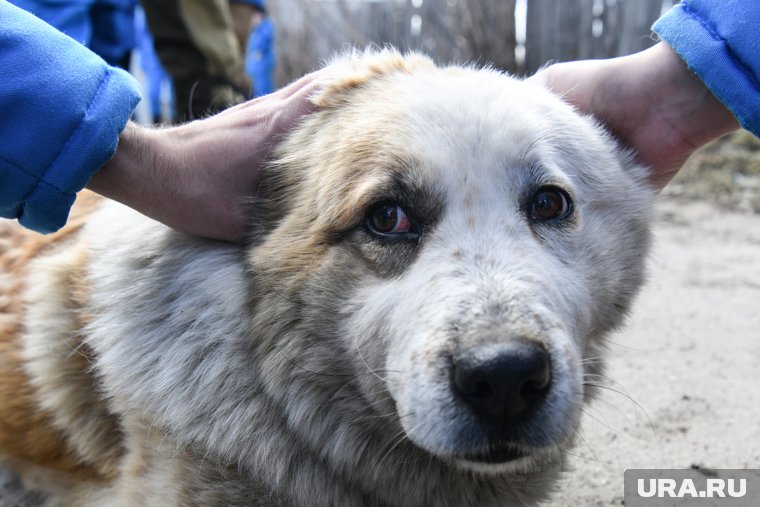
xmin=455 ymin=443 xmax=527 ymax=465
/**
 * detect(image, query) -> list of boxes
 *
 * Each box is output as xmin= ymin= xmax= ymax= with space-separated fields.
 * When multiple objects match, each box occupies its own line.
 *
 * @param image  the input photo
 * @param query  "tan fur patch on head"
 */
xmin=311 ymin=49 xmax=436 ymax=109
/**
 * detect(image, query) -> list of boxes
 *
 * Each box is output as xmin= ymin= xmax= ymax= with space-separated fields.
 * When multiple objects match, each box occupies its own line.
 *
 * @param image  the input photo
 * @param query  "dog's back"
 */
xmin=0 ymin=51 xmax=653 ymax=506
xmin=0 ymin=192 xmax=118 ymax=505
xmin=0 ymin=195 xmax=268 ymax=505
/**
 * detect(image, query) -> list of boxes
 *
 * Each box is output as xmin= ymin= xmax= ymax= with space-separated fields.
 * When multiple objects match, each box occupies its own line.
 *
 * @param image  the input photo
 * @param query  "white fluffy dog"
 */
xmin=0 ymin=51 xmax=653 ymax=506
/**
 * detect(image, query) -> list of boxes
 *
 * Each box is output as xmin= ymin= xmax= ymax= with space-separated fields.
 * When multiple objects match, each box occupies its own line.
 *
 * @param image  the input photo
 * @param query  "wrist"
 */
xmin=87 ymin=122 xmax=200 ymax=235
xmin=88 ymin=122 xmax=160 ymax=206
xmin=620 ymin=43 xmax=738 ymax=185
xmin=540 ymin=43 xmax=739 ymax=189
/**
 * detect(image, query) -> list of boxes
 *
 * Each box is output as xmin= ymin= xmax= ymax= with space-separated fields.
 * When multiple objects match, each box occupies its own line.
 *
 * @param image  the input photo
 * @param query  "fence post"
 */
xmin=525 ymin=0 xmax=585 ymax=73
xmin=617 ymin=0 xmax=663 ymax=55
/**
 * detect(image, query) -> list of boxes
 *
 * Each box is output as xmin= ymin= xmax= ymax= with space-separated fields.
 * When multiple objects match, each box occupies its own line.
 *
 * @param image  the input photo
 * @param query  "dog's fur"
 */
xmin=0 ymin=51 xmax=653 ymax=506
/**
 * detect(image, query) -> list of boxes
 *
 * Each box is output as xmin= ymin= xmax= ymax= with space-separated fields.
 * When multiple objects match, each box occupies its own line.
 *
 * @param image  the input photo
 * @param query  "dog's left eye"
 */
xmin=529 ymin=187 xmax=572 ymax=222
xmin=366 ymin=202 xmax=414 ymax=236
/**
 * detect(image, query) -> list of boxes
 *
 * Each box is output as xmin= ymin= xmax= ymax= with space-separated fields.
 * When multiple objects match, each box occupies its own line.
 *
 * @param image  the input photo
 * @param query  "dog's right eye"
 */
xmin=365 ymin=202 xmax=416 ymax=238
xmin=529 ymin=186 xmax=573 ymax=222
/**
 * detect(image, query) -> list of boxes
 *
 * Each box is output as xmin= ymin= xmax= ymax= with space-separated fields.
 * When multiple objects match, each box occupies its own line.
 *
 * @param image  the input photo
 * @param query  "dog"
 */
xmin=0 ymin=50 xmax=653 ymax=506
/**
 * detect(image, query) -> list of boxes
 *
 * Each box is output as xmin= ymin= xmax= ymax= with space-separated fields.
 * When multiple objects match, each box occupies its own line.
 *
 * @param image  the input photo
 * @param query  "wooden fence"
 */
xmin=268 ymin=0 xmax=676 ymax=85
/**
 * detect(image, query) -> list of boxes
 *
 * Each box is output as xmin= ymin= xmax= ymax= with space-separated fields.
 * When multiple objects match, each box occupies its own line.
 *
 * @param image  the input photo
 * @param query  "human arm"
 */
xmin=537 ymin=0 xmax=760 ymax=189
xmin=87 ymin=72 xmax=320 ymax=243
xmin=0 ymin=0 xmax=140 ymax=233
xmin=2 ymin=0 xmax=319 ymax=241
xmin=537 ymin=42 xmax=738 ymax=189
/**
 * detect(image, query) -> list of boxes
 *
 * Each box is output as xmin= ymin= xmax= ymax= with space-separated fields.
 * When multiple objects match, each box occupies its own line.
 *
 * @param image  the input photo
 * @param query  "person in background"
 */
xmin=242 ymin=0 xmax=275 ymax=97
xmin=228 ymin=0 xmax=255 ymax=55
xmin=10 ymin=0 xmax=137 ymax=69
xmin=134 ymin=5 xmax=174 ymax=124
xmin=140 ymin=0 xmax=251 ymax=122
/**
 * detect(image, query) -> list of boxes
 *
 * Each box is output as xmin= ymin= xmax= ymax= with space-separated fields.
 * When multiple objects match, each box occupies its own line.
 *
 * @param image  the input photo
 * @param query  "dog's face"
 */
xmin=247 ymin=52 xmax=652 ymax=484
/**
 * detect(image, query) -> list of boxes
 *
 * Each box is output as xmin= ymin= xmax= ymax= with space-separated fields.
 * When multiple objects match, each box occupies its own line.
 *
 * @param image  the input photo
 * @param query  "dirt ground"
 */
xmin=2 ymin=135 xmax=759 ymax=506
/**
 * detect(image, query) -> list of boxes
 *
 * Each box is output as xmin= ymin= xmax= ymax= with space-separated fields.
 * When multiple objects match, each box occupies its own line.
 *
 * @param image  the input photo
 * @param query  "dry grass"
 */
xmin=663 ymin=130 xmax=760 ymax=213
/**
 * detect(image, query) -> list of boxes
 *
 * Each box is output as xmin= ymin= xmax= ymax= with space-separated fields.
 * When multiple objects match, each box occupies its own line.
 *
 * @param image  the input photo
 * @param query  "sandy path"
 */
xmin=2 ymin=197 xmax=759 ymax=506
xmin=557 ymin=198 xmax=760 ymax=505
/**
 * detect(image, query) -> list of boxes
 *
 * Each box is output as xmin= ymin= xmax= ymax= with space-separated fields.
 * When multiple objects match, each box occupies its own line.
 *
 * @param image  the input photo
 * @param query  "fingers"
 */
xmin=276 ymin=72 xmax=322 ymax=117
xmin=276 ymin=68 xmax=328 ymax=99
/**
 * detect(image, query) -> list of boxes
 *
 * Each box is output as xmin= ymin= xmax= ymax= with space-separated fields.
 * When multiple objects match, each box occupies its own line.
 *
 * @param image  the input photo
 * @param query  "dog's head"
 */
xmin=246 ymin=50 xmax=652 ymax=491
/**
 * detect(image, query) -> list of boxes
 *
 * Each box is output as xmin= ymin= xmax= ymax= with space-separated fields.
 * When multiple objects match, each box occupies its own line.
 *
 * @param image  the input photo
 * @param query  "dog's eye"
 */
xmin=366 ymin=202 xmax=413 ymax=236
xmin=529 ymin=187 xmax=572 ymax=222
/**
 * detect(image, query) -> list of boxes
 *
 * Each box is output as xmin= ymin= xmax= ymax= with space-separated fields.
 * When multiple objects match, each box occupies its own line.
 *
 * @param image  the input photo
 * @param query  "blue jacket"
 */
xmin=0 ymin=0 xmax=140 ymax=233
xmin=654 ymin=0 xmax=760 ymax=137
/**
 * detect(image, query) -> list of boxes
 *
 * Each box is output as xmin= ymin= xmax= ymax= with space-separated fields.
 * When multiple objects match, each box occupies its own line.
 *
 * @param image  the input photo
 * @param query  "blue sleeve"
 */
xmin=0 ymin=0 xmax=141 ymax=233
xmin=653 ymin=0 xmax=760 ymax=137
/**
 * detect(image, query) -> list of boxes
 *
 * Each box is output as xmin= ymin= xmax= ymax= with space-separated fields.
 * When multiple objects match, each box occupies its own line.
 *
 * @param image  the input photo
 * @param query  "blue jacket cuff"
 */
xmin=20 ymin=66 xmax=140 ymax=233
xmin=653 ymin=2 xmax=760 ymax=138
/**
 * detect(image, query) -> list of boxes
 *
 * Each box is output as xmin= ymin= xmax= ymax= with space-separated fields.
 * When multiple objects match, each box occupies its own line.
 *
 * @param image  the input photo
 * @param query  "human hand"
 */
xmin=88 ymin=71 xmax=322 ymax=242
xmin=534 ymin=42 xmax=739 ymax=189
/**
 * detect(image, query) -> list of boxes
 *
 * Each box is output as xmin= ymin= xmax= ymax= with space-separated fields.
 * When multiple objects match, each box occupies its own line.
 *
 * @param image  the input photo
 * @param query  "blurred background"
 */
xmin=269 ymin=0 xmax=673 ymax=82
xmin=12 ymin=0 xmax=678 ymax=122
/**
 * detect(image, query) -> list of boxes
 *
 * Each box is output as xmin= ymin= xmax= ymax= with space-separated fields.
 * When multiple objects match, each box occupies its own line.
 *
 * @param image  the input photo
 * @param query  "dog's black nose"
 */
xmin=452 ymin=341 xmax=551 ymax=427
